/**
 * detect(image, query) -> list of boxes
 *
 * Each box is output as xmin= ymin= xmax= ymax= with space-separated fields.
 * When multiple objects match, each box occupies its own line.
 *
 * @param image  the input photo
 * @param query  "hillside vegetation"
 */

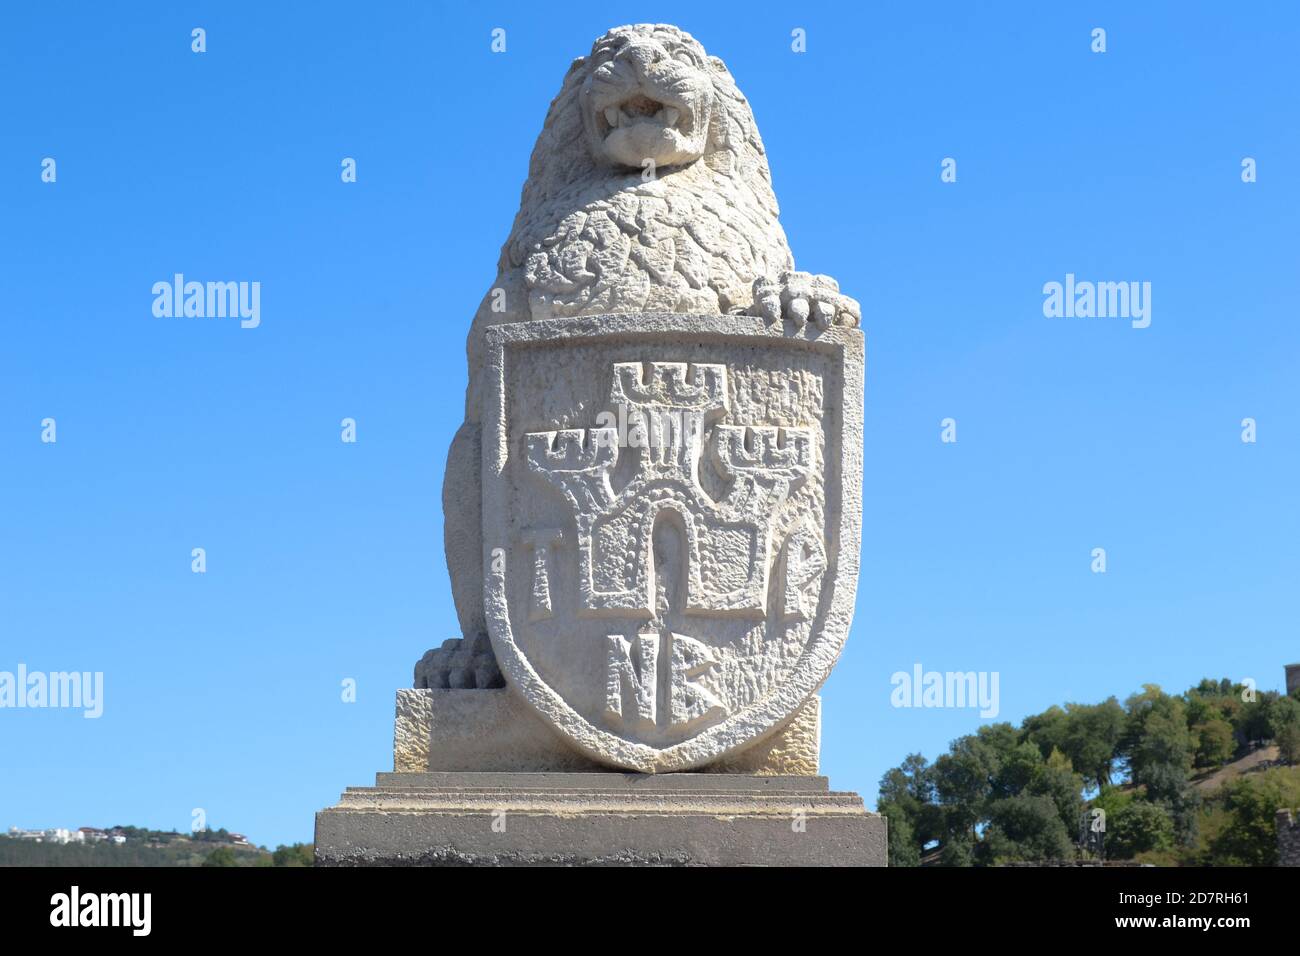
xmin=879 ymin=677 xmax=1300 ymax=866
xmin=0 ymin=827 xmax=312 ymax=867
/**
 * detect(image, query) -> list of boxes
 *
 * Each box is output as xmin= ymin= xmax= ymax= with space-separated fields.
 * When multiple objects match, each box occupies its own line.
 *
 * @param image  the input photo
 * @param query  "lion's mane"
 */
xmin=498 ymin=24 xmax=795 ymax=319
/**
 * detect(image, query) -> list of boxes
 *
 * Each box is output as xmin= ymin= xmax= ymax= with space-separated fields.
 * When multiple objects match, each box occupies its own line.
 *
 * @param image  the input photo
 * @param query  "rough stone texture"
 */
xmin=708 ymin=695 xmax=820 ymax=776
xmin=394 ymin=688 xmax=820 ymax=775
xmin=315 ymin=772 xmax=884 ymax=866
xmin=440 ymin=23 xmax=865 ymax=775
xmin=393 ymin=689 xmax=434 ymax=773
xmin=397 ymin=688 xmax=602 ymax=773
xmin=1278 ymin=809 xmax=1300 ymax=866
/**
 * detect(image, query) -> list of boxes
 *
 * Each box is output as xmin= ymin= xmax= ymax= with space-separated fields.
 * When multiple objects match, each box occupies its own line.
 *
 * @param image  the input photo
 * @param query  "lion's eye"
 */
xmin=673 ymin=49 xmax=698 ymax=67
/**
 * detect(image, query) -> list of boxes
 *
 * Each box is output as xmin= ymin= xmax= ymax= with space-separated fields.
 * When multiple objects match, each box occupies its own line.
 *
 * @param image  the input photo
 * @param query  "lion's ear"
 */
xmin=709 ymin=55 xmax=727 ymax=73
xmin=567 ymin=55 xmax=586 ymax=74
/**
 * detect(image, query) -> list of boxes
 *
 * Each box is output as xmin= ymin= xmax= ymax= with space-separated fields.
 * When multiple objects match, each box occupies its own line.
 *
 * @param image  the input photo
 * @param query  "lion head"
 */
xmin=493 ymin=27 xmax=785 ymax=291
xmin=579 ymin=25 xmax=719 ymax=169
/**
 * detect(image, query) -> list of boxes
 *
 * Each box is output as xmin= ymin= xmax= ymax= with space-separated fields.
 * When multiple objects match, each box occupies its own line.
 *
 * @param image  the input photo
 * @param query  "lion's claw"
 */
xmin=749 ymin=271 xmax=860 ymax=329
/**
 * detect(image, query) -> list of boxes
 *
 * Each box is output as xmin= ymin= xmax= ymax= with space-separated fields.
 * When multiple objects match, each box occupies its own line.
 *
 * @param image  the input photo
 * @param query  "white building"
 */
xmin=7 ymin=826 xmax=86 ymax=844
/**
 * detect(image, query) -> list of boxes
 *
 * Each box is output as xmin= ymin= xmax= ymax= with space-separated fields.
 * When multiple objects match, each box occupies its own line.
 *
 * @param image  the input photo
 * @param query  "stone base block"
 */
xmin=394 ymin=688 xmax=821 ymax=775
xmin=315 ymin=771 xmax=885 ymax=866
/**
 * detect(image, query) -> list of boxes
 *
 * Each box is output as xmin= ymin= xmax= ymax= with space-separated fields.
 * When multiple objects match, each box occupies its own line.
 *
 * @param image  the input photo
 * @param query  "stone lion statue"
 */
xmin=418 ymin=23 xmax=859 ymax=689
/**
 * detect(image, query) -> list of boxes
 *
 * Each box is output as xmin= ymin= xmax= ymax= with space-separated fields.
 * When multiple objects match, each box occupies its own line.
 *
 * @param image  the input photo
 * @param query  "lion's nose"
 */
xmin=620 ymin=40 xmax=665 ymax=80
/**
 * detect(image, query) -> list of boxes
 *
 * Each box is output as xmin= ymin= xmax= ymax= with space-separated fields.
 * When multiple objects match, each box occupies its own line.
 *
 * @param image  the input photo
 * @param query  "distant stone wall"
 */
xmin=1278 ymin=809 xmax=1300 ymax=867
xmin=999 ymin=861 xmax=1149 ymax=868
xmin=1286 ymin=663 xmax=1300 ymax=698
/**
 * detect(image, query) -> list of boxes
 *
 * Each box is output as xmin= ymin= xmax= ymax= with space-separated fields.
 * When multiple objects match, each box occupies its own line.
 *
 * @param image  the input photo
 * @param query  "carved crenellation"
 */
xmin=609 ymin=361 xmax=729 ymax=412
xmin=524 ymin=360 xmax=813 ymax=623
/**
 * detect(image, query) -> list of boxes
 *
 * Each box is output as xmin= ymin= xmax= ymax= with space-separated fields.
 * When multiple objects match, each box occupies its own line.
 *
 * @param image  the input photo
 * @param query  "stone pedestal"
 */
xmin=315 ymin=771 xmax=885 ymax=866
xmin=394 ymin=688 xmax=822 ymax=776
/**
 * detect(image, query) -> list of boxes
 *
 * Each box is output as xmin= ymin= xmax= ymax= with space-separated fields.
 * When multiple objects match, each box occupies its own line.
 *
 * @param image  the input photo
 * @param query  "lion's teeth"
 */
xmin=604 ymin=107 xmax=619 ymax=127
xmin=665 ymin=107 xmax=680 ymax=127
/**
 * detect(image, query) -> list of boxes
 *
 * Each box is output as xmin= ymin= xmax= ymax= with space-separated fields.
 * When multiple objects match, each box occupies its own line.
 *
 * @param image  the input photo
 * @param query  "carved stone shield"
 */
xmin=482 ymin=313 xmax=863 ymax=772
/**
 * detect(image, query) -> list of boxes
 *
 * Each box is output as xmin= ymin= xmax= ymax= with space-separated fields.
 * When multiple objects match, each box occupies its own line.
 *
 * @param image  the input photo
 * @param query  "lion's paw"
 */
xmin=414 ymin=634 xmax=504 ymax=690
xmin=749 ymin=271 xmax=860 ymax=329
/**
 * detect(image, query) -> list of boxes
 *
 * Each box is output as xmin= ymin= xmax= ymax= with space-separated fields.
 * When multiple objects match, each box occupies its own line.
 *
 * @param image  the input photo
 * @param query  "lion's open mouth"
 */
xmin=598 ymin=93 xmax=687 ymax=135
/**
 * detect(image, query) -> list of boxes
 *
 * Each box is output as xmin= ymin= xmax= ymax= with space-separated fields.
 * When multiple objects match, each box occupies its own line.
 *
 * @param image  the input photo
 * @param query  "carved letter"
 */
xmin=605 ymin=633 xmax=658 ymax=731
xmin=781 ymin=523 xmax=827 ymax=622
xmin=523 ymin=528 xmax=562 ymax=622
xmin=668 ymin=633 xmax=724 ymax=730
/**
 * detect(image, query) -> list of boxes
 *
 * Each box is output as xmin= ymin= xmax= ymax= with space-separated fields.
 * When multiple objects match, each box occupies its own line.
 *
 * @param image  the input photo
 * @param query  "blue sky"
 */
xmin=1 ymin=2 xmax=1296 ymax=847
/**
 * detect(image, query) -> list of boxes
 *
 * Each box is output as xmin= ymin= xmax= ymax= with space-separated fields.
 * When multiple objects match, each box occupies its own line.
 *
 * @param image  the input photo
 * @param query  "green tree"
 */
xmin=1128 ymin=694 xmax=1193 ymax=800
xmin=937 ymin=830 xmax=975 ymax=867
xmin=1106 ymin=801 xmax=1174 ymax=859
xmin=1270 ymin=696 xmax=1300 ymax=739
xmin=271 ymin=843 xmax=314 ymax=867
xmin=878 ymin=753 xmax=942 ymax=854
xmin=1277 ymin=721 xmax=1300 ymax=765
xmin=1205 ymin=771 xmax=1300 ymax=865
xmin=1022 ymin=706 xmax=1068 ymax=761
xmin=978 ymin=723 xmax=1042 ymax=799
xmin=878 ymin=753 xmax=935 ymax=805
xmin=977 ymin=794 xmax=1074 ymax=864
xmin=1120 ymin=687 xmax=1201 ymax=845
xmin=880 ymin=802 xmax=920 ymax=867
xmin=1235 ymin=691 xmax=1281 ymax=746
xmin=932 ymin=733 xmax=1000 ymax=848
xmin=1059 ymin=699 xmax=1126 ymax=790
xmin=1091 ymin=784 xmax=1134 ymax=821
xmin=201 ymin=846 xmax=240 ymax=867
xmin=1192 ymin=717 xmax=1236 ymax=768
xmin=1028 ymin=747 xmax=1085 ymax=835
